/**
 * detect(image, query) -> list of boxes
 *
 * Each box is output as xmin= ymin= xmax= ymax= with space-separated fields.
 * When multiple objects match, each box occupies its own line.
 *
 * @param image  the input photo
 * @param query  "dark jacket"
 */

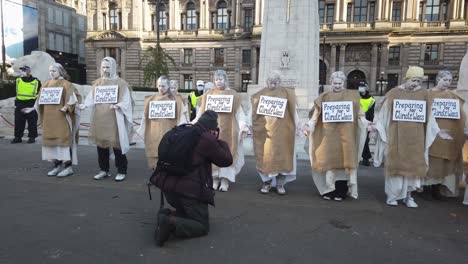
xmin=360 ymin=92 xmax=375 ymax=122
xmin=153 ymin=124 xmax=233 ymax=205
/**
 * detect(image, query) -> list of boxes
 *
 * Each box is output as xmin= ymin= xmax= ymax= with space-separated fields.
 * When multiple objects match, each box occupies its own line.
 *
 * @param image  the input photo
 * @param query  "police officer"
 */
xmin=188 ymin=80 xmax=205 ymax=121
xmin=359 ymin=81 xmax=375 ymax=166
xmin=11 ymin=65 xmax=41 ymax=144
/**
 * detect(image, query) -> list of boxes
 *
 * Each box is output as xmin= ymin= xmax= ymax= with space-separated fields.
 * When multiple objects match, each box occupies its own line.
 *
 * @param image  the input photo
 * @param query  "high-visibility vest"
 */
xmin=16 ymin=78 xmax=39 ymax=101
xmin=360 ymin=97 xmax=376 ymax=113
xmin=189 ymin=91 xmax=203 ymax=108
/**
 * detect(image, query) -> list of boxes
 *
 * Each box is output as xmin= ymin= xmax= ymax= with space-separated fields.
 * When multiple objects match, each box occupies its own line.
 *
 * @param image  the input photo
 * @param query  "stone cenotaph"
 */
xmin=249 ymin=0 xmax=320 ymax=110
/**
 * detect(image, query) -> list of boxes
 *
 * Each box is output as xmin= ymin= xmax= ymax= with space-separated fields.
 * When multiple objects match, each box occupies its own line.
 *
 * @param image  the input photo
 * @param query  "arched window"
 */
xmin=159 ymin=4 xmax=167 ymax=30
xmin=186 ymin=2 xmax=197 ymax=30
xmin=217 ymin=1 xmax=228 ymax=29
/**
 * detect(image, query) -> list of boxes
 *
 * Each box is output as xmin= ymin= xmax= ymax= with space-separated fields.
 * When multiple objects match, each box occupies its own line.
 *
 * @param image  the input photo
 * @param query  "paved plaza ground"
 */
xmin=0 ymin=138 xmax=467 ymax=264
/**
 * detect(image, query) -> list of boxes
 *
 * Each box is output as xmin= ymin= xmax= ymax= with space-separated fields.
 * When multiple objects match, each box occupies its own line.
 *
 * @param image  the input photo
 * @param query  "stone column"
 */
xmin=255 ymin=0 xmax=262 ymax=25
xmin=121 ymin=0 xmax=127 ymax=29
xmin=459 ymin=0 xmax=465 ymax=19
xmin=330 ymin=44 xmax=337 ymax=73
xmin=235 ymin=0 xmax=241 ymax=28
xmin=380 ymin=43 xmax=389 ymax=75
xmin=405 ymin=0 xmax=414 ymax=20
xmin=170 ymin=0 xmax=176 ymax=30
xmin=120 ymin=48 xmax=127 ymax=79
xmin=370 ymin=43 xmax=379 ymax=92
xmin=206 ymin=0 xmax=211 ymax=28
xmin=339 ymin=44 xmax=346 ymax=71
xmin=199 ymin=0 xmax=206 ymax=29
xmin=419 ymin=43 xmax=426 ymax=65
xmin=97 ymin=0 xmax=103 ymax=30
xmin=335 ymin=0 xmax=341 ymax=22
xmin=251 ymin=46 xmax=258 ymax=84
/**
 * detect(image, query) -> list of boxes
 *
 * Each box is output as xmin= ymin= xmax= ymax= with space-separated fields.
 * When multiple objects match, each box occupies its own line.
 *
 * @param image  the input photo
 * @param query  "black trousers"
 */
xmin=164 ymin=192 xmax=209 ymax=238
xmin=362 ymin=133 xmax=372 ymax=161
xmin=324 ymin=181 xmax=349 ymax=199
xmin=14 ymin=107 xmax=38 ymax=138
xmin=97 ymin=146 xmax=127 ymax=174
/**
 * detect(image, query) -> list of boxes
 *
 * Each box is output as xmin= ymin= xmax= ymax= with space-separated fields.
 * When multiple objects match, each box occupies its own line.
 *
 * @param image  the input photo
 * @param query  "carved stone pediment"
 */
xmin=93 ymin=31 xmax=127 ymax=40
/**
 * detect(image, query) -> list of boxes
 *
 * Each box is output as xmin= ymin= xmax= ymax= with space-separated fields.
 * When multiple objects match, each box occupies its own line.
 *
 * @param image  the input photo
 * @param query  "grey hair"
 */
xmin=157 ymin=75 xmax=169 ymax=86
xmin=329 ymin=71 xmax=347 ymax=84
xmin=50 ymin=63 xmax=70 ymax=80
xmin=266 ymin=71 xmax=281 ymax=86
xmin=436 ymin=70 xmax=453 ymax=82
xmin=213 ymin=69 xmax=229 ymax=87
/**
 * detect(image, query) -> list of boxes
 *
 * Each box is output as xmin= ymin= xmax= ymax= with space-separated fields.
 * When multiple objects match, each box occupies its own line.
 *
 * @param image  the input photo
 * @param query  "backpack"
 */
xmin=155 ymin=124 xmax=202 ymax=177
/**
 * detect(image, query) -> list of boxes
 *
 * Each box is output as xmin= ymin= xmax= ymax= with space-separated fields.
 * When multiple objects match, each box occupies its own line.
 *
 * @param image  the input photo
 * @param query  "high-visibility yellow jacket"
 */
xmin=16 ymin=78 xmax=39 ymax=101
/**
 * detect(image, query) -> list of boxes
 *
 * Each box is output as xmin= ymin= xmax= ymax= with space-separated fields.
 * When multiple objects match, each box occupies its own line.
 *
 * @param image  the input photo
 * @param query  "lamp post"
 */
xmin=376 ymin=71 xmax=388 ymax=96
xmin=1 ymin=0 xmax=7 ymax=80
xmin=319 ymin=34 xmax=326 ymax=94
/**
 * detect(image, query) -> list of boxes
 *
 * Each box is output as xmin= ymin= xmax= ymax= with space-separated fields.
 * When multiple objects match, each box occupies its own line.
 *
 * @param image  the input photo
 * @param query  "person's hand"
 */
xmin=369 ymin=130 xmax=378 ymax=140
xmin=111 ymin=104 xmax=120 ymax=109
xmin=59 ymin=106 xmax=67 ymax=113
xmin=78 ymin=104 xmax=86 ymax=110
xmin=438 ymin=129 xmax=453 ymax=140
xmin=368 ymin=122 xmax=377 ymax=132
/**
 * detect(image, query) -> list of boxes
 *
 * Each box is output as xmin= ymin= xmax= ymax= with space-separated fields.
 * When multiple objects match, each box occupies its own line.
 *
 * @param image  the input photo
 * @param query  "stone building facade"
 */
xmin=84 ymin=0 xmax=468 ymax=93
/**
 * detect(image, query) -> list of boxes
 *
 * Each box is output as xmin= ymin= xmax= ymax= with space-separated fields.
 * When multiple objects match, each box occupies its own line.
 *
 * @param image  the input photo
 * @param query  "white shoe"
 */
xmin=115 ymin=173 xmax=126 ymax=182
xmin=276 ymin=185 xmax=286 ymax=195
xmin=94 ymin=171 xmax=110 ymax=180
xmin=404 ymin=197 xmax=418 ymax=208
xmin=260 ymin=182 xmax=272 ymax=194
xmin=57 ymin=167 xmax=73 ymax=177
xmin=48 ymin=167 xmax=62 ymax=176
xmin=386 ymin=198 xmax=398 ymax=206
xmin=219 ymin=178 xmax=229 ymax=192
xmin=212 ymin=178 xmax=220 ymax=190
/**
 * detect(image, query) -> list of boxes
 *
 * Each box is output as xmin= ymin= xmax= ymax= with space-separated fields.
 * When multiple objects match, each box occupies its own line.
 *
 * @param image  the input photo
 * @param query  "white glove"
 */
xmin=78 ymin=104 xmax=86 ymax=110
xmin=438 ymin=129 xmax=453 ymax=140
xmin=367 ymin=122 xmax=377 ymax=132
xmin=110 ymin=104 xmax=120 ymax=109
xmin=59 ymin=106 xmax=67 ymax=112
xmin=369 ymin=131 xmax=378 ymax=140
xmin=21 ymin=107 xmax=35 ymax=114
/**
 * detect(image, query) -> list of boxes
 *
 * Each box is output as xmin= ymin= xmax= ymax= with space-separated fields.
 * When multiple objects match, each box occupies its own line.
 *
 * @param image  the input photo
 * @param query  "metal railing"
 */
xmin=424 ymin=59 xmax=439 ymax=65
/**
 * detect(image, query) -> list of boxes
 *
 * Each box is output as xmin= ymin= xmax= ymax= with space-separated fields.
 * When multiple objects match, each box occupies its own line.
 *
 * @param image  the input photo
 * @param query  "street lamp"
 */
xmin=1 ymin=0 xmax=7 ymax=80
xmin=319 ymin=34 xmax=326 ymax=94
xmin=376 ymin=71 xmax=388 ymax=96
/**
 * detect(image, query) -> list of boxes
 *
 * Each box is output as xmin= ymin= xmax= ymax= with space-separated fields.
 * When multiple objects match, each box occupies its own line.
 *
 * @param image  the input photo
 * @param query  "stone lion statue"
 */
xmin=10 ymin=51 xmax=56 ymax=83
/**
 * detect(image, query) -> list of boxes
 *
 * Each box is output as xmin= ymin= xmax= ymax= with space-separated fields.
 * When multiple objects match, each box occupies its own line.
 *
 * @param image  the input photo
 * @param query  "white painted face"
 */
xmin=158 ymin=80 xmax=169 ymax=94
xmin=215 ymin=75 xmax=226 ymax=90
xmin=331 ymin=78 xmax=345 ymax=92
xmin=101 ymin=61 xmax=111 ymax=78
xmin=49 ymin=66 xmax=61 ymax=80
xmin=404 ymin=77 xmax=422 ymax=91
xmin=170 ymin=80 xmax=179 ymax=93
xmin=267 ymin=79 xmax=280 ymax=89
xmin=437 ymin=76 xmax=452 ymax=90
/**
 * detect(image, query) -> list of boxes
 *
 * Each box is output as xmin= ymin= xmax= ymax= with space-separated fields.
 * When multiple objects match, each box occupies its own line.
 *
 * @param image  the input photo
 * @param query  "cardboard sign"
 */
xmin=148 ymin=101 xmax=176 ymax=119
xmin=94 ymin=85 xmax=119 ymax=104
xmin=322 ymin=101 xmax=354 ymax=123
xmin=205 ymin=95 xmax=233 ymax=113
xmin=38 ymin=87 xmax=63 ymax=105
xmin=392 ymin=99 xmax=426 ymax=122
xmin=432 ymin=98 xmax=460 ymax=119
xmin=256 ymin=95 xmax=288 ymax=118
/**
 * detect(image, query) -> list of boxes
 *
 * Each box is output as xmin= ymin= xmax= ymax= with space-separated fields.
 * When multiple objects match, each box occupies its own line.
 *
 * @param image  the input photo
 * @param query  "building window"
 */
xmin=103 ymin=13 xmax=107 ymax=30
xmin=369 ymin=1 xmax=375 ymax=22
xmin=184 ymin=74 xmax=193 ymax=89
xmin=217 ymin=1 xmax=228 ymax=29
xmin=388 ymin=46 xmax=400 ymax=65
xmin=326 ymin=4 xmax=335 ymax=23
xmin=159 ymin=4 xmax=167 ymax=31
xmin=353 ymin=0 xmax=368 ymax=22
xmin=424 ymin=44 xmax=439 ymax=64
xmin=241 ymin=74 xmax=251 ymax=92
xmin=423 ymin=74 xmax=437 ymax=89
xmin=347 ymin=3 xmax=353 ymax=22
xmin=244 ymin=8 xmax=253 ymax=31
xmin=186 ymin=2 xmax=197 ymax=30
xmin=425 ymin=0 xmax=447 ymax=21
xmin=387 ymin=74 xmax=399 ymax=90
xmin=319 ymin=0 xmax=325 ymax=23
xmin=109 ymin=4 xmax=119 ymax=30
xmin=184 ymin=49 xmax=193 ymax=64
xmin=56 ymin=34 xmax=64 ymax=52
xmin=392 ymin=1 xmax=402 ymax=21
xmin=214 ymin=48 xmax=225 ymax=66
xmin=242 ymin=49 xmax=251 ymax=66
xmin=55 ymin=9 xmax=63 ymax=25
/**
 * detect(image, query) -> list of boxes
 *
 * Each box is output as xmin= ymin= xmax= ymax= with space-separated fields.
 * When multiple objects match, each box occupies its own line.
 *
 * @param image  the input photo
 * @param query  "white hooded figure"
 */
xmin=249 ymin=71 xmax=302 ymax=195
xmin=457 ymin=52 xmax=468 ymax=205
xmin=193 ymin=70 xmax=248 ymax=192
xmin=307 ymin=71 xmax=369 ymax=201
xmin=137 ymin=76 xmax=189 ymax=169
xmin=170 ymin=79 xmax=190 ymax=121
xmin=82 ymin=57 xmax=133 ymax=182
xmin=423 ymin=70 xmax=466 ymax=200
xmin=37 ymin=63 xmax=82 ymax=177
xmin=372 ymin=66 xmax=452 ymax=208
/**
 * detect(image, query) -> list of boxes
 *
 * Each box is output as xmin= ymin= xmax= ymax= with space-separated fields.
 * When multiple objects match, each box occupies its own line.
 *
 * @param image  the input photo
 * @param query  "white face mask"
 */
xmin=20 ymin=71 xmax=27 ymax=77
xmin=358 ymin=87 xmax=366 ymax=93
xmin=49 ymin=67 xmax=61 ymax=80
